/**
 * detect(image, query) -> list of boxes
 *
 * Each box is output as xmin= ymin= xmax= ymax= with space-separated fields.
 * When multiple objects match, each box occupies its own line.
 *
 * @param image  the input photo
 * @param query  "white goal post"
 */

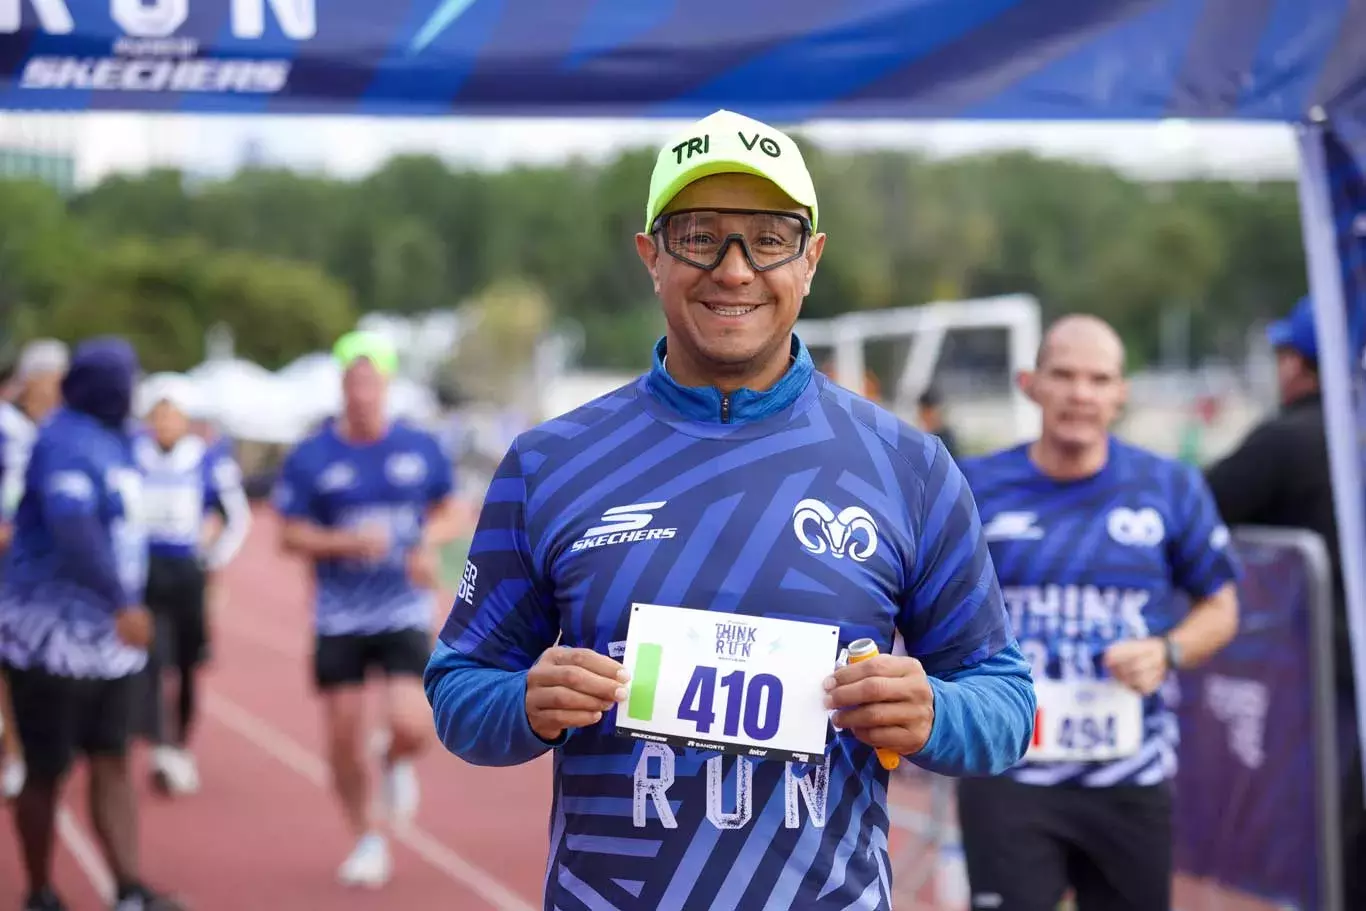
xmin=795 ymin=293 xmax=1043 ymax=442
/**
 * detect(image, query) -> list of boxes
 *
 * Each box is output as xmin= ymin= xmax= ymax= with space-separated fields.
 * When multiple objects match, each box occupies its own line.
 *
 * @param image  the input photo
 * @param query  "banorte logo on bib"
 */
xmin=791 ymin=499 xmax=878 ymax=562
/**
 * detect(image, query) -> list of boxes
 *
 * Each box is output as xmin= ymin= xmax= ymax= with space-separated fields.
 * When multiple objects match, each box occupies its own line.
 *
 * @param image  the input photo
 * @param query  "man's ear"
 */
xmin=635 ymin=233 xmax=662 ymax=294
xmin=801 ymin=233 xmax=826 ymax=296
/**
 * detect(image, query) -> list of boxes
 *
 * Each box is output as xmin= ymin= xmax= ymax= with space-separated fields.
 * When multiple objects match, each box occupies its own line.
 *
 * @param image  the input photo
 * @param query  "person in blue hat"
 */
xmin=0 ymin=337 xmax=185 ymax=911
xmin=1205 ymin=294 xmax=1363 ymax=908
xmin=1206 ymin=296 xmax=1334 ymax=593
xmin=1265 ymin=295 xmax=1323 ymax=405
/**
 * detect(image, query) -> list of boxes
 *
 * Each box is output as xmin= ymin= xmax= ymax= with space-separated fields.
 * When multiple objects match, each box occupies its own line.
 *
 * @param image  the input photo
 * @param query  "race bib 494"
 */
xmin=616 ymin=603 xmax=841 ymax=763
xmin=1027 ymin=678 xmax=1144 ymax=763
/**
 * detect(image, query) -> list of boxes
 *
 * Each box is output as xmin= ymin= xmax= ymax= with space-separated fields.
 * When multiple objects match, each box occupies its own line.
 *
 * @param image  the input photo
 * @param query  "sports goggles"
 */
xmin=652 ymin=208 xmax=812 ymax=273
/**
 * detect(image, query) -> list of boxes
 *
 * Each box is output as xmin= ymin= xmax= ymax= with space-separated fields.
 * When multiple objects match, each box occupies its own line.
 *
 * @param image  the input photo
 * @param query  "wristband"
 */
xmin=1163 ymin=634 xmax=1183 ymax=671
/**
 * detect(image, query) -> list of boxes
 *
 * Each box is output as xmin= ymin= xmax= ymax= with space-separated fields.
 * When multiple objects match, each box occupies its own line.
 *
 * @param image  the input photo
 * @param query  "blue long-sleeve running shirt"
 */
xmin=427 ymin=335 xmax=1035 ymax=911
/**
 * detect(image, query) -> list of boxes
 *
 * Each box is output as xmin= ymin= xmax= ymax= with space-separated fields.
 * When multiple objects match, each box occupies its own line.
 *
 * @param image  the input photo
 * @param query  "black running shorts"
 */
xmin=6 ymin=666 xmax=135 ymax=782
xmin=313 ymin=628 xmax=432 ymax=691
xmin=956 ymin=774 xmax=1172 ymax=911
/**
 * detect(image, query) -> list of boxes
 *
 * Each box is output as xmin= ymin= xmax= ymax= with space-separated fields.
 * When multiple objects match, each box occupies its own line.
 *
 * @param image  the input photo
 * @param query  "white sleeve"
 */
xmin=203 ymin=456 xmax=252 ymax=570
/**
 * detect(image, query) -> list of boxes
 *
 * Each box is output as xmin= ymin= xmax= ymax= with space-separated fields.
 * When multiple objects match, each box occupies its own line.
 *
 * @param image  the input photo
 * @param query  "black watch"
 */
xmin=1162 ymin=635 xmax=1182 ymax=671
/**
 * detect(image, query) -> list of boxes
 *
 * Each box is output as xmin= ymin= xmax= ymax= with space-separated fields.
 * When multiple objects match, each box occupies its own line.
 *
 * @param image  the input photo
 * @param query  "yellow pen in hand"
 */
xmin=847 ymin=638 xmax=901 ymax=771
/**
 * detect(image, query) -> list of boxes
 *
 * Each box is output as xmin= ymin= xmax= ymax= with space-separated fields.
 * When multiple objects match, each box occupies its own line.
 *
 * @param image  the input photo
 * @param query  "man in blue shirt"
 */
xmin=957 ymin=314 xmax=1241 ymax=911
xmin=133 ymin=372 xmax=251 ymax=798
xmin=425 ymin=109 xmax=1036 ymax=910
xmin=273 ymin=330 xmax=463 ymax=888
xmin=0 ymin=337 xmax=184 ymax=911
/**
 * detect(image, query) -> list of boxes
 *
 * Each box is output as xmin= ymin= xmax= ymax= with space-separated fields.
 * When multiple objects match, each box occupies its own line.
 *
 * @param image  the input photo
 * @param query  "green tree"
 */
xmin=68 ymin=168 xmax=195 ymax=240
xmin=446 ymin=277 xmax=554 ymax=407
xmin=29 ymin=237 xmax=357 ymax=371
xmin=1082 ymin=203 xmax=1226 ymax=365
xmin=36 ymin=238 xmax=207 ymax=371
xmin=0 ymin=178 xmax=88 ymax=342
xmin=24 ymin=142 xmax=1311 ymax=373
xmin=199 ymin=248 xmax=359 ymax=369
xmin=370 ymin=217 xmax=449 ymax=314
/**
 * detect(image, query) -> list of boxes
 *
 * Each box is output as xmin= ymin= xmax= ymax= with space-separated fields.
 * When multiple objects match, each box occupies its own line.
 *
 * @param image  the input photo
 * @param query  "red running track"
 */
xmin=0 ymin=507 xmax=949 ymax=911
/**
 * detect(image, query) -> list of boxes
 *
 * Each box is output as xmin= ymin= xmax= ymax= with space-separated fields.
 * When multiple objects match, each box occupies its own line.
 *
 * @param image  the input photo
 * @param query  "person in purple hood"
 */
xmin=0 ymin=337 xmax=184 ymax=911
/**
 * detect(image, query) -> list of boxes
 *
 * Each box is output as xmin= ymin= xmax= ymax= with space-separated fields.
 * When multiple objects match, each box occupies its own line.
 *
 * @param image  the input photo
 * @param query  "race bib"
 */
xmin=142 ymin=483 xmax=203 ymax=541
xmin=617 ymin=603 xmax=840 ymax=763
xmin=338 ymin=504 xmax=420 ymax=568
xmin=1027 ymin=678 xmax=1144 ymax=763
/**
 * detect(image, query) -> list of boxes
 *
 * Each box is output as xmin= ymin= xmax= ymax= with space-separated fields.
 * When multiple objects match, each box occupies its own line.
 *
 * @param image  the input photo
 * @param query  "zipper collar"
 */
xmin=645 ymin=335 xmax=814 ymax=425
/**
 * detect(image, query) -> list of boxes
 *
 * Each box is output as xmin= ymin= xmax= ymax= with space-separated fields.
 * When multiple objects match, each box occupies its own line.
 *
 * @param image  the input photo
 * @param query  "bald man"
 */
xmin=955 ymin=314 xmax=1242 ymax=911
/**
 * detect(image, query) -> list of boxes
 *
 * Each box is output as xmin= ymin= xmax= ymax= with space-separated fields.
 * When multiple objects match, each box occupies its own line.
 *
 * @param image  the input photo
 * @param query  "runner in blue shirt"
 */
xmin=273 ymin=331 xmax=464 ymax=888
xmin=425 ymin=109 xmax=1036 ymax=910
xmin=0 ymin=337 xmax=185 ymax=911
xmin=956 ymin=314 xmax=1241 ymax=911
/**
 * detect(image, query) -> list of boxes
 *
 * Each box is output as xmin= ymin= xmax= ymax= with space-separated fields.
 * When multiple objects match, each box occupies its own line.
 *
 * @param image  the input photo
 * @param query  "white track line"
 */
xmin=56 ymin=806 xmax=116 ymax=903
xmin=203 ymin=691 xmax=535 ymax=911
xmin=215 ymin=616 xmax=539 ymax=909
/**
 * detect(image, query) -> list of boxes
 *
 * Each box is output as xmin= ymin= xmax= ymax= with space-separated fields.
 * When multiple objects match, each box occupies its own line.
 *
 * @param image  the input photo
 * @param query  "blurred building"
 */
xmin=0 ymin=112 xmax=204 ymax=190
xmin=0 ymin=146 xmax=76 ymax=193
xmin=0 ymin=113 xmax=80 ymax=194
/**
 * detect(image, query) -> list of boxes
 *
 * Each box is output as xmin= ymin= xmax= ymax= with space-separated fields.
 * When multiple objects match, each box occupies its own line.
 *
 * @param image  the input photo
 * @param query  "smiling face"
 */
xmin=635 ymin=172 xmax=826 ymax=392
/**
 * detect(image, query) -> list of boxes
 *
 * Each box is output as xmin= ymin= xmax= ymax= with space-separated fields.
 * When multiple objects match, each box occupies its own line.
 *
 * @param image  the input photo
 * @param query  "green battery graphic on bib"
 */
xmin=627 ymin=643 xmax=663 ymax=721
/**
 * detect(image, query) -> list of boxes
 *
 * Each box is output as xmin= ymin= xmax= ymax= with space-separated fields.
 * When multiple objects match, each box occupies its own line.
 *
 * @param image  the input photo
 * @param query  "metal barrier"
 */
xmin=1172 ymin=526 xmax=1343 ymax=911
xmin=887 ymin=525 xmax=1344 ymax=911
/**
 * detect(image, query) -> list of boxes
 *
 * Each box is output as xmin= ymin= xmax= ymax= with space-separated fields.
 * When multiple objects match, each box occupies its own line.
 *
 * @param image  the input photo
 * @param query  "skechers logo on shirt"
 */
xmin=571 ymin=501 xmax=677 ymax=552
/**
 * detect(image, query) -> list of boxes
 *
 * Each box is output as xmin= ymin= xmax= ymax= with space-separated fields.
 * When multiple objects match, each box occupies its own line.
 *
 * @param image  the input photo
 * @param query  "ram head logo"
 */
xmin=791 ymin=498 xmax=879 ymax=562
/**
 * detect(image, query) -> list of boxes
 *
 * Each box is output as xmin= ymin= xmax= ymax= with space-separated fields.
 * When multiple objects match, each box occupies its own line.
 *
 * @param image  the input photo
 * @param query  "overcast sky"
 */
xmin=0 ymin=112 xmax=1302 ymax=186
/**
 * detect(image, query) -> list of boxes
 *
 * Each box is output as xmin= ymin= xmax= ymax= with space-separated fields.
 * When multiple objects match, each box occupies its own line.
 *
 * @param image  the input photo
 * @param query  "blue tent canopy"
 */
xmin=0 ymin=0 xmax=1361 ymax=120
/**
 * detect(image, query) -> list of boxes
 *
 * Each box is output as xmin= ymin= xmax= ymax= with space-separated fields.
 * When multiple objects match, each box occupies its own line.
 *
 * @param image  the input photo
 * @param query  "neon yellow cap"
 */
xmin=332 ymin=330 xmax=398 ymax=377
xmin=644 ymin=109 xmax=819 ymax=233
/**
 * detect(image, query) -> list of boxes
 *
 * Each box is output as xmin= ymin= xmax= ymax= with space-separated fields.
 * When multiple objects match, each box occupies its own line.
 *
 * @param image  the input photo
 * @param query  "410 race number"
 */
xmin=616 ymin=603 xmax=839 ymax=762
xmin=677 ymin=666 xmax=783 ymax=742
